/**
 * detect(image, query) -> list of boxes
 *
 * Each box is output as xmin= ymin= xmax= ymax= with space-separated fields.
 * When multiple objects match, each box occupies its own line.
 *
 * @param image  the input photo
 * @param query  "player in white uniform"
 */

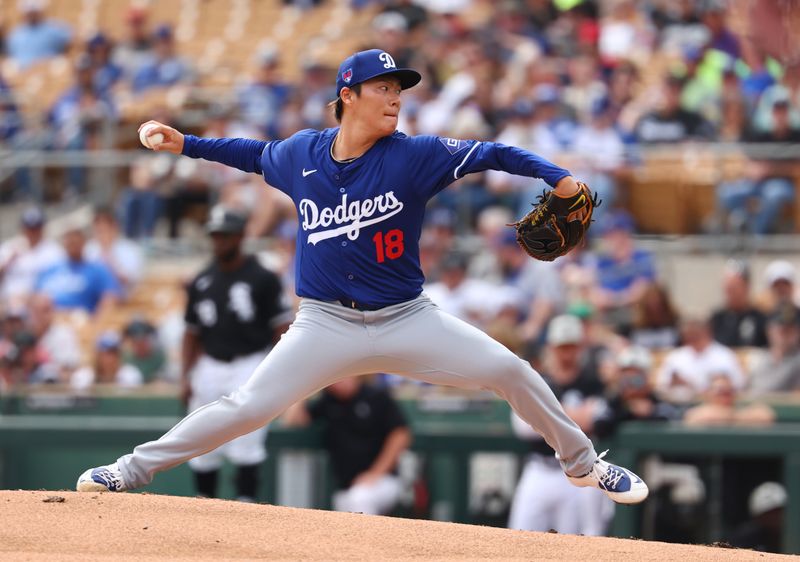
xmin=182 ymin=207 xmax=291 ymax=501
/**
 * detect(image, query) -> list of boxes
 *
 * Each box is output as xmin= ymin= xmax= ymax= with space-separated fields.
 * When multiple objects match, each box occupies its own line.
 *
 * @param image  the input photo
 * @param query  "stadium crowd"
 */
xmin=0 ymin=0 xmax=798 ymax=552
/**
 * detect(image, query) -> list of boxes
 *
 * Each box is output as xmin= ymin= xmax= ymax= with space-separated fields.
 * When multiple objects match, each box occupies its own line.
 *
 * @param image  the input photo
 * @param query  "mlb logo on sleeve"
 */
xmin=438 ymin=137 xmax=469 ymax=155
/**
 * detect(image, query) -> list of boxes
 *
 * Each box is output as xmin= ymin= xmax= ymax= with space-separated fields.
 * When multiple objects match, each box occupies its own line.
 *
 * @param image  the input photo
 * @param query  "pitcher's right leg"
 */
xmin=77 ymin=301 xmax=374 ymax=492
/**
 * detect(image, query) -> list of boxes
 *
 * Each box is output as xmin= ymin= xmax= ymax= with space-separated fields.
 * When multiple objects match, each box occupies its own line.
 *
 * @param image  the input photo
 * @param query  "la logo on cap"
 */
xmin=379 ymin=52 xmax=396 ymax=69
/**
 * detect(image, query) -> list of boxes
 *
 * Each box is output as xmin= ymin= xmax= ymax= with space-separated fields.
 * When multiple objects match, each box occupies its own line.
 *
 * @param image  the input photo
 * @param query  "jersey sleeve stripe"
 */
xmin=453 ymin=141 xmax=481 ymax=180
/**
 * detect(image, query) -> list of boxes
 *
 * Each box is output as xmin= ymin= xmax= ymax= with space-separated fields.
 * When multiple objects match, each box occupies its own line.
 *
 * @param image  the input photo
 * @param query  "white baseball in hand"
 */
xmin=139 ymin=124 xmax=165 ymax=149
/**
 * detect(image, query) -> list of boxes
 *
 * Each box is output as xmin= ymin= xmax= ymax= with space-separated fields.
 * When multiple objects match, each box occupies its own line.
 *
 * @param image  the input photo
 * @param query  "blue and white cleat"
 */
xmin=567 ymin=450 xmax=649 ymax=504
xmin=76 ymin=463 xmax=128 ymax=493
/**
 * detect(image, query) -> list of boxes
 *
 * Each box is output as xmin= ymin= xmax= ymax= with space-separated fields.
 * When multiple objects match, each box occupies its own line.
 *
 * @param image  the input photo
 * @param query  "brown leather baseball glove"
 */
xmin=510 ymin=181 xmax=600 ymax=262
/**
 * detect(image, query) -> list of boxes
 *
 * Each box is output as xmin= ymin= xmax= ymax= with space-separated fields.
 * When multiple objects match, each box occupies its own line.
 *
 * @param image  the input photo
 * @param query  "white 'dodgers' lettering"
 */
xmin=300 ymin=192 xmax=404 ymax=245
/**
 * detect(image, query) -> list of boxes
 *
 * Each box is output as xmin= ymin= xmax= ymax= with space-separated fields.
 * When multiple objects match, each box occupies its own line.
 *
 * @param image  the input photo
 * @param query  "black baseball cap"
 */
xmin=335 ymin=49 xmax=421 ymax=97
xmin=205 ymin=205 xmax=247 ymax=234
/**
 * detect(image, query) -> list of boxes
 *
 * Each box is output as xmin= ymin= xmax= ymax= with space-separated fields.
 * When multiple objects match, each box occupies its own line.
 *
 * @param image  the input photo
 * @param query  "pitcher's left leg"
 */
xmin=374 ymin=298 xmax=648 ymax=504
xmin=375 ymin=300 xmax=595 ymax=476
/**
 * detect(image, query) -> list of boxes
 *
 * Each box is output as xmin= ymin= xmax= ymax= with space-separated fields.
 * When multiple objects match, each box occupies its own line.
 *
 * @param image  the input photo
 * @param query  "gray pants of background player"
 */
xmin=118 ymin=295 xmax=597 ymax=488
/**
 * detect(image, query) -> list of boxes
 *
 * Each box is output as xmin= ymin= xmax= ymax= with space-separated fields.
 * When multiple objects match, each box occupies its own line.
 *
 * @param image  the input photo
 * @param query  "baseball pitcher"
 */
xmin=78 ymin=49 xmax=648 ymax=506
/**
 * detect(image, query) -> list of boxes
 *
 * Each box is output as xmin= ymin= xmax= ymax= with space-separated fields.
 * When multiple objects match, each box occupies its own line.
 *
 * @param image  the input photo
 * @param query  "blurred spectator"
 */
xmin=748 ymin=304 xmax=800 ymax=396
xmin=122 ymin=318 xmax=166 ymax=384
xmin=0 ymin=303 xmax=27 ymax=342
xmin=84 ymin=205 xmax=144 ymax=295
xmin=729 ymin=481 xmax=786 ymax=553
xmin=423 ymin=251 xmax=498 ymax=328
xmin=380 ymin=0 xmax=428 ymax=31
xmin=283 ymin=377 xmax=411 ymax=515
xmin=48 ymin=54 xmax=116 ymax=195
xmin=652 ymin=0 xmax=707 ymax=56
xmin=716 ymin=64 xmax=748 ymax=142
xmin=164 ymin=154 xmax=214 ymax=240
xmin=27 ymin=293 xmax=80 ymax=379
xmin=563 ymin=55 xmax=607 ymax=123
xmin=131 ymin=24 xmax=194 ymax=93
xmin=85 ymin=33 xmax=123 ymax=95
xmin=710 ymin=261 xmax=768 ymax=348
xmin=485 ymin=102 xmax=544 ymax=217
xmin=630 ymin=283 xmax=681 ymax=350
xmin=716 ymin=97 xmax=800 ymax=235
xmin=118 ymin=154 xmax=167 ymax=239
xmin=605 ymin=61 xmax=639 ymax=137
xmin=529 ymin=83 xmax=577 ymax=158
xmin=593 ymin=345 xmax=680 ymax=439
xmin=113 ymin=6 xmax=154 ymax=79
xmin=762 ymin=260 xmax=800 ymax=315
xmin=0 ymin=207 xmax=64 ymax=303
xmin=0 ymin=71 xmax=23 ymax=147
xmin=495 ymin=230 xmax=565 ymax=343
xmin=598 ymin=0 xmax=655 ymax=67
xmin=71 ymin=331 xmax=144 ymax=389
xmin=298 ymin=60 xmax=336 ymax=130
xmin=752 ymin=65 xmax=800 ymax=133
xmin=507 ymin=314 xmax=612 ymax=535
xmin=701 ymin=2 xmax=739 ymax=59
xmin=634 ymin=75 xmax=714 ymax=143
xmin=236 ymin=45 xmax=292 ymax=140
xmin=569 ymin=98 xmax=626 ymax=224
xmin=6 ymin=0 xmax=71 ymax=69
xmin=34 ymin=226 xmax=121 ymax=315
xmin=737 ymin=41 xmax=777 ymax=107
xmin=683 ymin=374 xmax=774 ymax=426
xmin=591 ymin=212 xmax=656 ymax=334
xmin=12 ymin=329 xmax=56 ymax=384
xmin=370 ymin=11 xmax=415 ymax=69
xmin=656 ymin=318 xmax=745 ymax=403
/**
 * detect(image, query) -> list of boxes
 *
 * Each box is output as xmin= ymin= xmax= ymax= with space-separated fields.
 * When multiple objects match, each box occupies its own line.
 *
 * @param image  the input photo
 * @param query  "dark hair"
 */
xmin=93 ymin=204 xmax=117 ymax=224
xmin=330 ymin=83 xmax=362 ymax=123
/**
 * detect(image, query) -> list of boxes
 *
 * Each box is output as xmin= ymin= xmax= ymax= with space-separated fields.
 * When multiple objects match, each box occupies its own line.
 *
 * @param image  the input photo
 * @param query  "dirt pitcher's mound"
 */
xmin=0 ymin=490 xmax=791 ymax=561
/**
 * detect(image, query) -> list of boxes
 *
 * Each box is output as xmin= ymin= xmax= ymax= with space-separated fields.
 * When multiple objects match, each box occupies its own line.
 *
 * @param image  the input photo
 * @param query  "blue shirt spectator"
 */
xmin=591 ymin=212 xmax=657 ymax=332
xmin=236 ymin=46 xmax=293 ymax=139
xmin=86 ymin=33 xmax=124 ymax=95
xmin=131 ymin=24 xmax=193 ymax=93
xmin=48 ymin=55 xmax=116 ymax=150
xmin=35 ymin=229 xmax=121 ymax=314
xmin=0 ymin=76 xmax=22 ymax=142
xmin=7 ymin=2 xmax=71 ymax=68
xmin=596 ymin=249 xmax=657 ymax=293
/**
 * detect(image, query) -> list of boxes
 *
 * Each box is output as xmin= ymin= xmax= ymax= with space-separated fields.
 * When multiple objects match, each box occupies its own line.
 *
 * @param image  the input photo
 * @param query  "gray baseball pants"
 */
xmin=118 ymin=295 xmax=597 ymax=488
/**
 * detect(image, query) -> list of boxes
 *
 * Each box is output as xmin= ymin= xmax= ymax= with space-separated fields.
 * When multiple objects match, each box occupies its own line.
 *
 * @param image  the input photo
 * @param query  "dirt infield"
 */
xmin=0 ymin=490 xmax=791 ymax=561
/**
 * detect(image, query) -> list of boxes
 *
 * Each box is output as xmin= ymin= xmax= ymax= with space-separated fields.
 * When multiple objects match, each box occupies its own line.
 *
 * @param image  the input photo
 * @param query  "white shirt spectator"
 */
xmin=84 ymin=237 xmax=144 ymax=290
xmin=424 ymin=278 xmax=504 ymax=327
xmin=656 ymin=341 xmax=745 ymax=394
xmin=0 ymin=237 xmax=65 ymax=302
xmin=70 ymin=364 xmax=144 ymax=390
xmin=571 ymin=124 xmax=625 ymax=175
xmin=39 ymin=322 xmax=81 ymax=372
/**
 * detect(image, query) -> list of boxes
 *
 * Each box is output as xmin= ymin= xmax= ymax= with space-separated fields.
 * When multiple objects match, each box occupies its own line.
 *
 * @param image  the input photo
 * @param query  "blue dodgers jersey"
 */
xmin=259 ymin=128 xmax=570 ymax=307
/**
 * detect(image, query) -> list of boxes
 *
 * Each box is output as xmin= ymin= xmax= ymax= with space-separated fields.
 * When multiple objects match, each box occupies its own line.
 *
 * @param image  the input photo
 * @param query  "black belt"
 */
xmin=339 ymin=298 xmax=385 ymax=311
xmin=207 ymin=350 xmax=261 ymax=363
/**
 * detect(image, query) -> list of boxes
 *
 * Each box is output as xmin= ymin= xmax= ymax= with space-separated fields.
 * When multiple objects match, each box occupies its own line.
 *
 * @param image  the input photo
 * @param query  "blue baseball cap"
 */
xmin=335 ymin=49 xmax=421 ymax=97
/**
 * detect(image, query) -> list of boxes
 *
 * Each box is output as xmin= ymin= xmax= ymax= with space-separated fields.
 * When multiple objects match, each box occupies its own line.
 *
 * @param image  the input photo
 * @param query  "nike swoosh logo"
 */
xmin=302 ymin=168 xmax=317 ymax=177
xmin=568 ymin=193 xmax=586 ymax=210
